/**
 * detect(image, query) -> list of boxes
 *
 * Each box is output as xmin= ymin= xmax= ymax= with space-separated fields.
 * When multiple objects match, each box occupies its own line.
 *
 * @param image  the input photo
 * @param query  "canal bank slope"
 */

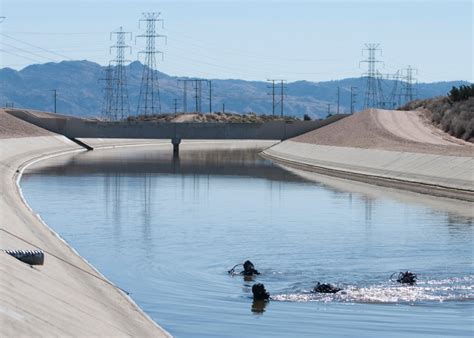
xmin=0 ymin=110 xmax=170 ymax=337
xmin=262 ymin=109 xmax=474 ymax=201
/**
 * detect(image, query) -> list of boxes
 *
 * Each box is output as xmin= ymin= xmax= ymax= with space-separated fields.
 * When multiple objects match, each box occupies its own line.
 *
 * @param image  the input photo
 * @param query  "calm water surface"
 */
xmin=21 ymin=145 xmax=474 ymax=337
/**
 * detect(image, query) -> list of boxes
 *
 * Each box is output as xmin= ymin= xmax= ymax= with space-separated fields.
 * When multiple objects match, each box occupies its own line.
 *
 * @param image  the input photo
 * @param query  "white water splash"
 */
xmin=272 ymin=275 xmax=474 ymax=304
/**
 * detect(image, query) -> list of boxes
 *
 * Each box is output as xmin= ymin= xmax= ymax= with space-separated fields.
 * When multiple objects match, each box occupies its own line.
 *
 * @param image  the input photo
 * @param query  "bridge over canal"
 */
xmin=7 ymin=109 xmax=348 ymax=154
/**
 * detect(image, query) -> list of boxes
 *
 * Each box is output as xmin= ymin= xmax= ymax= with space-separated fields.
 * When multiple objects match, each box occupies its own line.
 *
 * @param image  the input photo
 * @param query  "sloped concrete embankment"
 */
xmin=0 ymin=135 xmax=170 ymax=337
xmin=262 ymin=140 xmax=474 ymax=202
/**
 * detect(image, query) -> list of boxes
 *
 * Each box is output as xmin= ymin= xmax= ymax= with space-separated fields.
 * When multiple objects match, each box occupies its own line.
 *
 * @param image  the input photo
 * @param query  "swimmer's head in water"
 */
xmin=242 ymin=260 xmax=260 ymax=276
xmin=252 ymin=283 xmax=270 ymax=301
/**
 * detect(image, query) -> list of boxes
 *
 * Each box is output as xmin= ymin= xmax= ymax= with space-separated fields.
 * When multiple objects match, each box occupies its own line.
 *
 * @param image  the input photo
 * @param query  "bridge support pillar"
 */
xmin=171 ymin=137 xmax=181 ymax=156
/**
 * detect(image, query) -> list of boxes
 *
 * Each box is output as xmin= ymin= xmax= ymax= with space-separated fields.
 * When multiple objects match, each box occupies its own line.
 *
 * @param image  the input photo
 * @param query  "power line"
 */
xmin=1 ymin=41 xmax=56 ymax=62
xmin=2 ymin=31 xmax=107 ymax=36
xmin=0 ymin=48 xmax=42 ymax=63
xmin=166 ymin=28 xmax=343 ymax=63
xmin=0 ymin=33 xmax=73 ymax=60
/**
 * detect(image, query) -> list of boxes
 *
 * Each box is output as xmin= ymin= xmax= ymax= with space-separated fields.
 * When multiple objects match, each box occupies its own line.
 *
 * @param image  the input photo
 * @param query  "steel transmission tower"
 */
xmin=401 ymin=65 xmax=418 ymax=104
xmin=360 ymin=43 xmax=384 ymax=109
xmin=136 ymin=12 xmax=166 ymax=116
xmin=100 ymin=65 xmax=114 ymax=120
xmin=110 ymin=27 xmax=132 ymax=120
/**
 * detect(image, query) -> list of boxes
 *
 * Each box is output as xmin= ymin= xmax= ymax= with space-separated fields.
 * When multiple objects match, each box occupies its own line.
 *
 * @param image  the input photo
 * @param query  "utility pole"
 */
xmin=52 ymin=89 xmax=57 ymax=113
xmin=173 ymin=98 xmax=178 ymax=115
xmin=194 ymin=79 xmax=199 ymax=112
xmin=179 ymin=78 xmax=208 ymax=113
xmin=327 ymin=103 xmax=331 ymax=117
xmin=222 ymin=103 xmax=225 ymax=114
xmin=267 ymin=79 xmax=286 ymax=116
xmin=136 ymin=12 xmax=166 ymax=116
xmin=280 ymin=80 xmax=287 ymax=117
xmin=360 ymin=43 xmax=383 ymax=109
xmin=177 ymin=79 xmax=188 ymax=113
xmin=337 ymin=87 xmax=340 ymax=114
xmin=110 ymin=27 xmax=132 ymax=120
xmin=350 ymin=86 xmax=357 ymax=114
xmin=267 ymin=79 xmax=276 ymax=115
xmin=208 ymin=80 xmax=212 ymax=113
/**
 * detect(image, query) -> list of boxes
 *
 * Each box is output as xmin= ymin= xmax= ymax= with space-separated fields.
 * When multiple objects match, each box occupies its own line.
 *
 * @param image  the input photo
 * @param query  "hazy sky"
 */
xmin=0 ymin=0 xmax=472 ymax=82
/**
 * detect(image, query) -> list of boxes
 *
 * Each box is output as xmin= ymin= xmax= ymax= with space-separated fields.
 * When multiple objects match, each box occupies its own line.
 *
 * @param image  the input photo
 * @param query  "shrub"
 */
xmin=448 ymin=84 xmax=474 ymax=103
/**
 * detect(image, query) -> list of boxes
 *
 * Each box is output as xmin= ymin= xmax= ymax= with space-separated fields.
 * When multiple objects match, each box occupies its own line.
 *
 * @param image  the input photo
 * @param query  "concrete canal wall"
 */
xmin=0 ymin=111 xmax=172 ymax=337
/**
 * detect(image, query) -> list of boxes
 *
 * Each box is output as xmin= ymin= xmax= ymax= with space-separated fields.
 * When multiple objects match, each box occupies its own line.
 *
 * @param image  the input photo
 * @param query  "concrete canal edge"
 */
xmin=262 ymin=140 xmax=474 ymax=202
xmin=0 ymin=135 xmax=172 ymax=337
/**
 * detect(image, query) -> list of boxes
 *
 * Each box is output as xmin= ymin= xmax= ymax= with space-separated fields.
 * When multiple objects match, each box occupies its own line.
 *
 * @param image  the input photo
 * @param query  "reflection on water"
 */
xmin=21 ymin=145 xmax=474 ymax=338
xmin=251 ymin=300 xmax=268 ymax=314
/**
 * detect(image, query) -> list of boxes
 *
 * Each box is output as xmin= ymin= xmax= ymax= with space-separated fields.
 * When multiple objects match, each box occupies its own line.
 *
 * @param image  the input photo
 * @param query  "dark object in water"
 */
xmin=312 ymin=282 xmax=342 ymax=294
xmin=227 ymin=260 xmax=260 ymax=276
xmin=2 ymin=249 xmax=44 ymax=265
xmin=252 ymin=283 xmax=270 ymax=301
xmin=242 ymin=260 xmax=260 ymax=276
xmin=391 ymin=271 xmax=417 ymax=285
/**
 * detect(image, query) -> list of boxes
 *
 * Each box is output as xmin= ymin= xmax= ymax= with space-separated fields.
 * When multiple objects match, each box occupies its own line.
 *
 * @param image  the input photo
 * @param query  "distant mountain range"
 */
xmin=0 ymin=60 xmax=469 ymax=119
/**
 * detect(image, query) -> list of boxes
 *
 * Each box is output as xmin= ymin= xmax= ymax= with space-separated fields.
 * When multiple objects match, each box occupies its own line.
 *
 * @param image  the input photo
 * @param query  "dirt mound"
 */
xmin=126 ymin=112 xmax=299 ymax=123
xmin=293 ymin=109 xmax=473 ymax=157
xmin=0 ymin=110 xmax=56 ymax=139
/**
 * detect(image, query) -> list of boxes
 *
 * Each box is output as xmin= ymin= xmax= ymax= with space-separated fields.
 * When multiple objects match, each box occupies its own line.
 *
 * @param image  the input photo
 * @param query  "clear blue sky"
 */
xmin=1 ymin=0 xmax=472 ymax=82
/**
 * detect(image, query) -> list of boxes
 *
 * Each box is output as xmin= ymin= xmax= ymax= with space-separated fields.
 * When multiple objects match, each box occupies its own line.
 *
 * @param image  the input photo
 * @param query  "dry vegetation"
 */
xmin=400 ymin=85 xmax=474 ymax=142
xmin=126 ymin=112 xmax=301 ymax=123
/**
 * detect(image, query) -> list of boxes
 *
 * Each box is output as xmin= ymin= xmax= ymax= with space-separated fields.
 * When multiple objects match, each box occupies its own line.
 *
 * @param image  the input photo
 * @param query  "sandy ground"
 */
xmin=0 ymin=110 xmax=56 ymax=138
xmin=172 ymin=113 xmax=199 ymax=122
xmin=293 ymin=109 xmax=473 ymax=157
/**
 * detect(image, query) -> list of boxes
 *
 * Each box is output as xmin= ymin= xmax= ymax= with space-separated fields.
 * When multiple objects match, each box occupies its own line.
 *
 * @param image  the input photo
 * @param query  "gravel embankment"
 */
xmin=0 ymin=109 xmax=56 ymax=138
xmin=293 ymin=109 xmax=473 ymax=157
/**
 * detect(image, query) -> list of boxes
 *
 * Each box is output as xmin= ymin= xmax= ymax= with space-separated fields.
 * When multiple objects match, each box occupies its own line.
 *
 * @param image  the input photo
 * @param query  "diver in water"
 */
xmin=242 ymin=260 xmax=260 ymax=276
xmin=252 ymin=283 xmax=270 ymax=301
xmin=392 ymin=271 xmax=417 ymax=285
xmin=228 ymin=260 xmax=260 ymax=276
xmin=312 ymin=282 xmax=342 ymax=294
